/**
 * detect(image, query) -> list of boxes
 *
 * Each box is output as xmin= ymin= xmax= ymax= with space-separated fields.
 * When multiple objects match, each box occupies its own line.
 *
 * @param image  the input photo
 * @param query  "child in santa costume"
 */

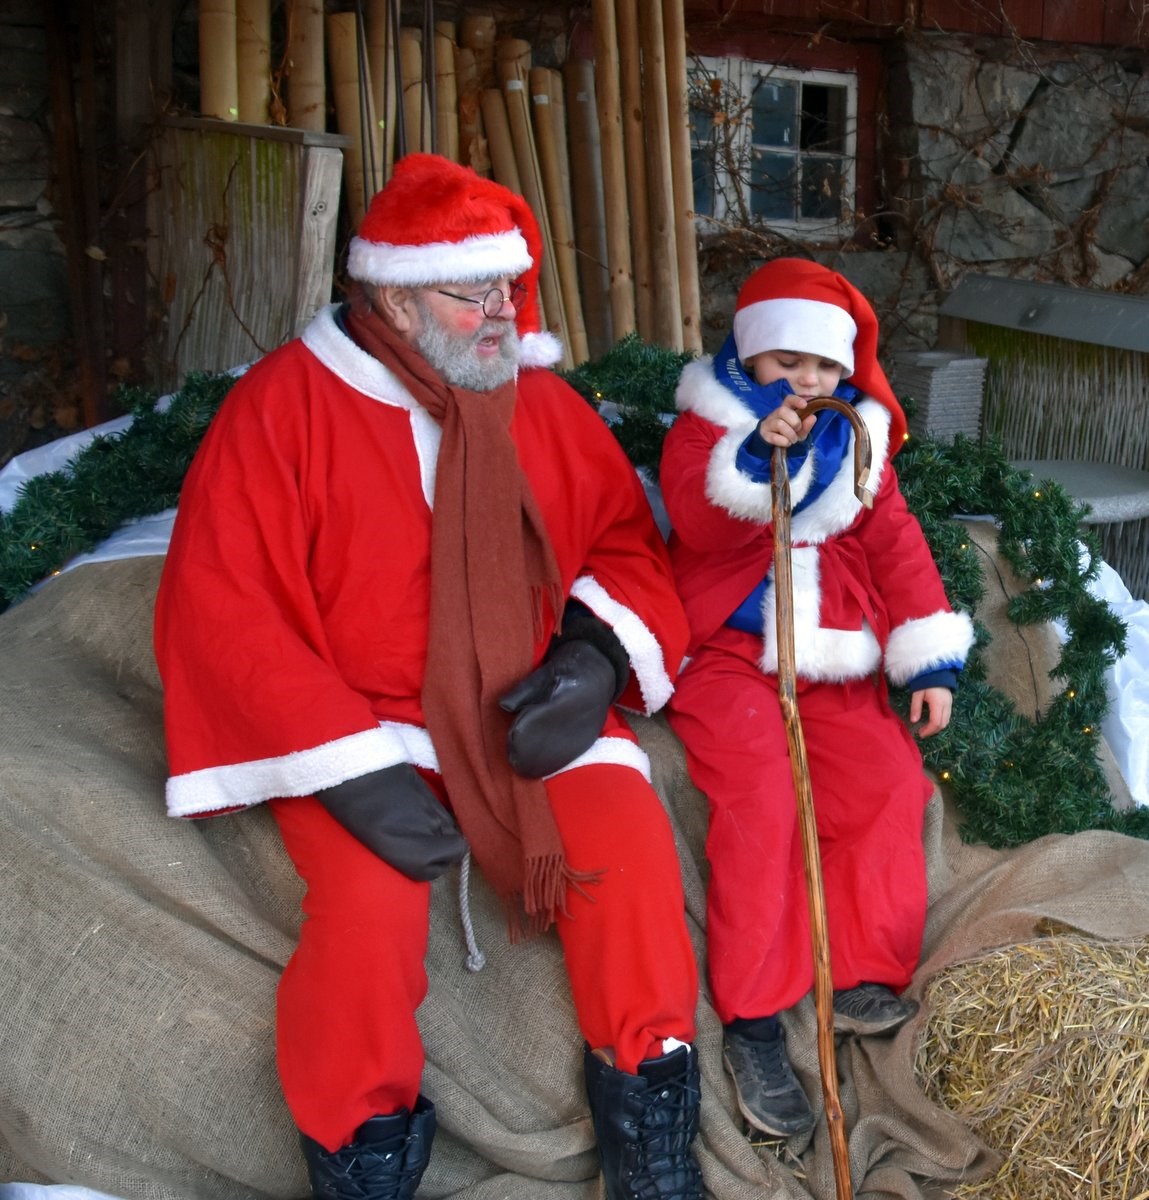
xmin=154 ymin=154 xmax=703 ymax=1200
xmin=660 ymin=258 xmax=974 ymax=1140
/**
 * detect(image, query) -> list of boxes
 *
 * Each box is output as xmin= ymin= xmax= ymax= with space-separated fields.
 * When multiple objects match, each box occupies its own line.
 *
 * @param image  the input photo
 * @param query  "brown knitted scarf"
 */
xmin=345 ymin=303 xmax=598 ymax=932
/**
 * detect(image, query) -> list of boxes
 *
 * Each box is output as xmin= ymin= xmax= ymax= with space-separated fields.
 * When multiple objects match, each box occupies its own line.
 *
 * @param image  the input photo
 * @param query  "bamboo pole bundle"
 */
xmin=497 ymin=39 xmax=570 ymax=363
xmin=481 ymin=87 xmax=522 ymax=196
xmin=460 ymin=14 xmax=497 ymax=89
xmin=545 ymin=69 xmax=574 ymax=235
xmin=286 ymin=0 xmax=326 ymax=132
xmin=456 ymin=47 xmax=490 ymax=173
xmin=637 ymin=0 xmax=683 ymax=350
xmin=479 ymin=87 xmax=543 ymax=329
xmin=199 ymin=0 xmax=239 ymax=121
xmin=616 ymin=0 xmax=654 ymax=341
xmin=531 ymin=66 xmax=588 ymax=365
xmin=326 ymin=11 xmax=379 ymax=228
xmin=662 ymin=0 xmax=702 ymax=352
xmin=236 ymin=0 xmax=270 ymax=124
xmin=434 ymin=21 xmax=460 ymax=163
xmin=367 ymin=0 xmax=397 ymax=182
xmin=546 ymin=64 xmax=582 ymax=353
xmin=563 ymin=58 xmax=612 ymax=358
xmin=590 ymin=0 xmax=636 ymax=339
xmin=399 ymin=28 xmax=432 ymax=155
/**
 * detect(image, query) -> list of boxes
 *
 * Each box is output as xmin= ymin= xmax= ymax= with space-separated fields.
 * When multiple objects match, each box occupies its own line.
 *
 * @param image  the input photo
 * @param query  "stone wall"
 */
xmin=887 ymin=33 xmax=1149 ymax=296
xmin=695 ymin=32 xmax=1149 ymax=362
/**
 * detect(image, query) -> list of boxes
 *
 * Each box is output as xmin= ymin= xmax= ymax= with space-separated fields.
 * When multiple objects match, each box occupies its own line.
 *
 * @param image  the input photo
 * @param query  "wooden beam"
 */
xmin=663 ymin=0 xmax=702 ymax=353
xmin=617 ymin=0 xmax=654 ymax=341
xmin=46 ymin=0 xmax=107 ymax=426
xmin=638 ymin=0 xmax=683 ymax=350
xmin=591 ymin=0 xmax=637 ymax=339
xmin=107 ymin=0 xmax=157 ymax=392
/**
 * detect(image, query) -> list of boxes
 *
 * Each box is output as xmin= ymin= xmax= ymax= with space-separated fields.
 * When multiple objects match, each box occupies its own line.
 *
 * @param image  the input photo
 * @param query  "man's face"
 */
xmin=410 ymin=280 xmax=522 ymax=391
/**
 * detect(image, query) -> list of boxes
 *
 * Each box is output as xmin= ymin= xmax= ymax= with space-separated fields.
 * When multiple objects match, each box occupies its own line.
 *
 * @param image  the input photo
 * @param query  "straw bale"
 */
xmin=915 ymin=932 xmax=1149 ymax=1199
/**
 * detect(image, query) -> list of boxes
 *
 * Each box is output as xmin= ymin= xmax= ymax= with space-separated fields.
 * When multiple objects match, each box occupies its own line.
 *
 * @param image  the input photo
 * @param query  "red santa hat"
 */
xmin=347 ymin=153 xmax=562 ymax=368
xmin=733 ymin=258 xmax=907 ymax=449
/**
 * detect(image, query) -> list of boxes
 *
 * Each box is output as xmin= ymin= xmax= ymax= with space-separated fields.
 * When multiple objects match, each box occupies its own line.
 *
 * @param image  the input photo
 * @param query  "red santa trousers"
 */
xmin=270 ymin=761 xmax=699 ymax=1152
xmin=666 ymin=626 xmax=933 ymax=1026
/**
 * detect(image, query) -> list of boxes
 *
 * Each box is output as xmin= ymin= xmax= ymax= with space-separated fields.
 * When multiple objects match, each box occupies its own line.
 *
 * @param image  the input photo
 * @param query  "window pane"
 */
xmin=799 ymin=157 xmax=842 ymax=220
xmin=799 ymin=85 xmax=848 ymax=155
xmin=750 ymin=78 xmax=796 ymax=148
xmin=689 ymin=101 xmax=717 ymax=217
xmin=690 ymin=104 xmax=714 ymax=143
xmin=749 ymin=150 xmax=796 ymax=220
xmin=692 ymin=146 xmax=716 ymax=217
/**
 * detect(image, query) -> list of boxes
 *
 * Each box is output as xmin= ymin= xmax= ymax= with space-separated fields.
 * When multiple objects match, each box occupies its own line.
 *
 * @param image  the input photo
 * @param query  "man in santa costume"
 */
xmin=154 ymin=154 xmax=703 ymax=1200
xmin=660 ymin=259 xmax=974 ymax=1140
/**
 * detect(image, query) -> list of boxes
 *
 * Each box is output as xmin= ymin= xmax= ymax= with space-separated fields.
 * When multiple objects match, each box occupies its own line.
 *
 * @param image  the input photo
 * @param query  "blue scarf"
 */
xmin=713 ymin=333 xmax=860 ymax=634
xmin=713 ymin=332 xmax=859 ymax=505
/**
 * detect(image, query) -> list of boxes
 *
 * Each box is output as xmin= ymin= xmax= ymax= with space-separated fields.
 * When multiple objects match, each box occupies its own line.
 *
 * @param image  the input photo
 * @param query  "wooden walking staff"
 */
xmin=771 ymin=396 xmax=875 ymax=1200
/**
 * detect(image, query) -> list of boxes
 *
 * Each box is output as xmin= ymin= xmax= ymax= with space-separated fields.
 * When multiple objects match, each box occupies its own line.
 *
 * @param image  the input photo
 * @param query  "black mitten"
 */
xmin=500 ymin=605 xmax=629 ymax=778
xmin=316 ymin=763 xmax=467 ymax=882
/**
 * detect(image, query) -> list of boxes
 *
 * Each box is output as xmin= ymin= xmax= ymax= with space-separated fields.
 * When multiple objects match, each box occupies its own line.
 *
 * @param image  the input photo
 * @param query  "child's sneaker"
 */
xmin=832 ymin=983 xmax=918 ymax=1036
xmin=722 ymin=1017 xmax=815 ymax=1138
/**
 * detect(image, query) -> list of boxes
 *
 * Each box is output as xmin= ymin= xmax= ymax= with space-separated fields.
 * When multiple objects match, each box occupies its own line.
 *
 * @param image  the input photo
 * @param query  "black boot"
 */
xmin=300 ymin=1096 xmax=436 ymax=1200
xmin=584 ymin=1044 xmax=704 ymax=1200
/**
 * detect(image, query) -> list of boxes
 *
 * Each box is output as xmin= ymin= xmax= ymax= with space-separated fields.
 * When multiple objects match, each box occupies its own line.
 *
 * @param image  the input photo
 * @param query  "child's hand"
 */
xmin=757 ymin=395 xmax=818 ymax=448
xmin=910 ymin=687 xmax=953 ymax=738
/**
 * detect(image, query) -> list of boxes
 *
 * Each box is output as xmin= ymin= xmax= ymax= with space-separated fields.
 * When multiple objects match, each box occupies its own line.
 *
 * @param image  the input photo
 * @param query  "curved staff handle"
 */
xmin=771 ymin=395 xmax=873 ymax=1200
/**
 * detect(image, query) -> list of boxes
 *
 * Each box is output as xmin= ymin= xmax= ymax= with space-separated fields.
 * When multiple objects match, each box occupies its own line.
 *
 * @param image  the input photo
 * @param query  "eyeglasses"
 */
xmin=435 ymin=283 xmax=527 ymax=318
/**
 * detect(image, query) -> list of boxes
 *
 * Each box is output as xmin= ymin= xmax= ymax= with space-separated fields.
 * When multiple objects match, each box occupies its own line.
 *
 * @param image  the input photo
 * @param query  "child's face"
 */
xmin=749 ymin=350 xmax=845 ymax=398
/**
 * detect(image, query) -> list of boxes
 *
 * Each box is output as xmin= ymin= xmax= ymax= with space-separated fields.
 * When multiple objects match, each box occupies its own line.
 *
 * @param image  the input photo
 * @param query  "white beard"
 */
xmin=414 ymin=298 xmax=522 ymax=391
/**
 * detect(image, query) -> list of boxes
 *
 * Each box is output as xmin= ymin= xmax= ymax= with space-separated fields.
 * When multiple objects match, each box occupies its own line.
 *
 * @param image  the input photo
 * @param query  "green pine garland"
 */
xmin=563 ymin=333 xmax=694 ymax=473
xmin=895 ymin=435 xmax=1145 ymax=844
xmin=0 ymin=344 xmax=1143 ymax=846
xmin=0 ymin=372 xmax=236 ymax=606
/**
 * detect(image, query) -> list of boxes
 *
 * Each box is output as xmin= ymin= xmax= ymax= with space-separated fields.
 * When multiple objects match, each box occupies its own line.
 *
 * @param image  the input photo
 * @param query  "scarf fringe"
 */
xmin=506 ymin=854 xmax=604 ymax=941
xmin=531 ymin=582 xmax=567 ymax=644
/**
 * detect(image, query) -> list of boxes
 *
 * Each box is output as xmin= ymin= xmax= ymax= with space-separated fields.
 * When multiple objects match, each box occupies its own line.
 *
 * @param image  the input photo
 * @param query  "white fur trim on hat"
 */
xmin=733 ymin=297 xmax=857 ymax=375
xmin=519 ymin=329 xmax=564 ymax=368
xmin=347 ymin=228 xmax=532 ymax=287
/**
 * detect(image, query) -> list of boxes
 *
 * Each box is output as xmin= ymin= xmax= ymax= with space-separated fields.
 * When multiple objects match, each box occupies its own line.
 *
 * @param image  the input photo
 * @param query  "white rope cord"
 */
xmin=458 ymin=850 xmax=487 ymax=972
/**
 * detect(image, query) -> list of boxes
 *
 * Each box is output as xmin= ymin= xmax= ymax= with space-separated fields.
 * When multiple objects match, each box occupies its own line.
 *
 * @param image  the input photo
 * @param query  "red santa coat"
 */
xmin=661 ymin=357 xmax=974 ymax=681
xmin=155 ymin=305 xmax=688 ymax=819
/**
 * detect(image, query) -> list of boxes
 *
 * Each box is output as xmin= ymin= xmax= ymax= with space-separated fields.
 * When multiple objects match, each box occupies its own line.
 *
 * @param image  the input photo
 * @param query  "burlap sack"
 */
xmin=3 ymin=558 xmax=1149 ymax=1200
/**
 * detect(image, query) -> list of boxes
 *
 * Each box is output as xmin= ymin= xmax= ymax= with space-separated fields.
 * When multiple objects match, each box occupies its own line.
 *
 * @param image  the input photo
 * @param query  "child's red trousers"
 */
xmin=667 ymin=626 xmax=932 ymax=1025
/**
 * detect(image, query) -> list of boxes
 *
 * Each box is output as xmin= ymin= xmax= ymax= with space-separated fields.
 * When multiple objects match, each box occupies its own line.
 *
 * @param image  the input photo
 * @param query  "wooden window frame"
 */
xmin=689 ymin=54 xmax=859 ymax=239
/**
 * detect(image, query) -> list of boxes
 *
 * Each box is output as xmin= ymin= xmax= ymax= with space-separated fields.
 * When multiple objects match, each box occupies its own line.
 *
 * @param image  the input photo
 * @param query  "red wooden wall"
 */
xmin=684 ymin=0 xmax=1148 ymax=47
